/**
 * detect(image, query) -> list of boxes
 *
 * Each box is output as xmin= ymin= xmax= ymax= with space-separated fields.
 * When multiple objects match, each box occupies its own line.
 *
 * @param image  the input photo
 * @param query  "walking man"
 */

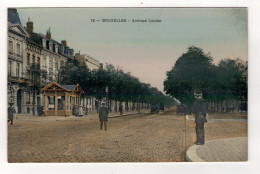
xmin=8 ymin=103 xmax=16 ymax=125
xmin=99 ymin=103 xmax=109 ymax=131
xmin=193 ymin=91 xmax=207 ymax=145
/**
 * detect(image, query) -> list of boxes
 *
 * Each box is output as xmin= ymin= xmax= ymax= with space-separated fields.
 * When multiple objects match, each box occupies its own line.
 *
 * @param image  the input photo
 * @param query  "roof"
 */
xmin=8 ymin=9 xmax=21 ymax=25
xmin=60 ymin=85 xmax=76 ymax=91
xmin=41 ymin=82 xmax=83 ymax=94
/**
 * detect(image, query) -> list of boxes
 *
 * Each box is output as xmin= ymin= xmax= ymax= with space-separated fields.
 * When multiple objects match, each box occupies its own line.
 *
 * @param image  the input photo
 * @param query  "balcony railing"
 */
xmin=8 ymin=76 xmax=26 ymax=83
xmin=41 ymin=66 xmax=47 ymax=71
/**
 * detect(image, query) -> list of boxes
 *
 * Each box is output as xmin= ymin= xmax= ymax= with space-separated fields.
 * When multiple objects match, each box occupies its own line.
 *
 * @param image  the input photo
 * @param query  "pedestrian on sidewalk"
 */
xmin=119 ymin=104 xmax=123 ymax=115
xmin=78 ymin=106 xmax=84 ymax=117
xmin=193 ymin=91 xmax=207 ymax=145
xmin=99 ymin=103 xmax=109 ymax=131
xmin=8 ymin=103 xmax=16 ymax=125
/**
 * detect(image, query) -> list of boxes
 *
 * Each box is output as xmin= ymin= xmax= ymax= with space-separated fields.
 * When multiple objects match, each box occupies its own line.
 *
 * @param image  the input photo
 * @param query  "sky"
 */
xmin=17 ymin=8 xmax=248 ymax=92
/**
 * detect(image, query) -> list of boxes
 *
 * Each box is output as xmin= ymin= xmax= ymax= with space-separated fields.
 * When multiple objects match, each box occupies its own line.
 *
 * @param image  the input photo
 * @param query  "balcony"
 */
xmin=8 ymin=53 xmax=23 ymax=62
xmin=41 ymin=65 xmax=47 ymax=71
xmin=8 ymin=75 xmax=26 ymax=84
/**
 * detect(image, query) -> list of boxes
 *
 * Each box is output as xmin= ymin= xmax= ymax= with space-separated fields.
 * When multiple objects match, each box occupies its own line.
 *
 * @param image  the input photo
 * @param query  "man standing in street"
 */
xmin=193 ymin=91 xmax=207 ymax=145
xmin=99 ymin=102 xmax=109 ymax=131
xmin=8 ymin=103 xmax=16 ymax=125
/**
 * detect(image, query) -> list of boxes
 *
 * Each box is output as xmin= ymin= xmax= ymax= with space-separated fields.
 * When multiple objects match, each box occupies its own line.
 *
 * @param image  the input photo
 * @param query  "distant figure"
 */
xmin=193 ymin=91 xmax=207 ymax=145
xmin=177 ymin=104 xmax=187 ymax=115
xmin=78 ymin=106 xmax=83 ymax=117
xmin=119 ymin=104 xmax=123 ymax=115
xmin=99 ymin=103 xmax=109 ymax=131
xmin=8 ymin=103 xmax=16 ymax=125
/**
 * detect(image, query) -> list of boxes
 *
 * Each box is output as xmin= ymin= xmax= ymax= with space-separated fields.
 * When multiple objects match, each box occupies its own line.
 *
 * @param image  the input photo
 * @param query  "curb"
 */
xmin=185 ymin=137 xmax=247 ymax=162
xmin=185 ymin=115 xmax=247 ymax=122
xmin=109 ymin=112 xmax=151 ymax=118
xmin=185 ymin=144 xmax=205 ymax=162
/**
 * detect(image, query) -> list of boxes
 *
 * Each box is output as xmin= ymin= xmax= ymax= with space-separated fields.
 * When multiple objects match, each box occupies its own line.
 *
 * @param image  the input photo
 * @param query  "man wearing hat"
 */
xmin=193 ymin=90 xmax=207 ymax=145
xmin=8 ymin=103 xmax=16 ymax=125
xmin=99 ymin=102 xmax=109 ymax=131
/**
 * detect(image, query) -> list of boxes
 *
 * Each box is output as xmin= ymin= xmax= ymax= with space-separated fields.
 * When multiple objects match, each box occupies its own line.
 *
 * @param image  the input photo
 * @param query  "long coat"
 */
xmin=8 ymin=107 xmax=16 ymax=120
xmin=193 ymin=100 xmax=207 ymax=123
xmin=99 ymin=106 xmax=108 ymax=122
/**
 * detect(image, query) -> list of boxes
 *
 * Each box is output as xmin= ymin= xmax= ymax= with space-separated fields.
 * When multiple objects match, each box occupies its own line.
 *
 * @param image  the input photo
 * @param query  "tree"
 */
xmin=26 ymin=63 xmax=47 ymax=115
xmin=215 ymin=59 xmax=247 ymax=111
xmin=164 ymin=46 xmax=214 ymax=105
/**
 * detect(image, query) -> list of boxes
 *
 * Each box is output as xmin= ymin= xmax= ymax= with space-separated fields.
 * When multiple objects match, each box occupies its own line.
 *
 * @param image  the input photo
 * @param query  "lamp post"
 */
xmin=8 ymin=84 xmax=14 ymax=105
xmin=105 ymin=86 xmax=109 ymax=109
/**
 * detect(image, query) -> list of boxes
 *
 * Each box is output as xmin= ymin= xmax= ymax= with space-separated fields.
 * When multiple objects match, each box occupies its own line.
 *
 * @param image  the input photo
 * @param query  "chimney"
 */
xmin=61 ymin=40 xmax=67 ymax=47
xmin=26 ymin=18 xmax=33 ymax=35
xmin=99 ymin=63 xmax=103 ymax=70
xmin=46 ymin=27 xmax=51 ymax=40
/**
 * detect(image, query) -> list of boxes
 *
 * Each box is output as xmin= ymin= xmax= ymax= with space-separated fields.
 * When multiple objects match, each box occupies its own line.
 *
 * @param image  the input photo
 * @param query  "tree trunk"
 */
xmin=138 ymin=102 xmax=140 ymax=114
xmin=226 ymin=100 xmax=228 ymax=113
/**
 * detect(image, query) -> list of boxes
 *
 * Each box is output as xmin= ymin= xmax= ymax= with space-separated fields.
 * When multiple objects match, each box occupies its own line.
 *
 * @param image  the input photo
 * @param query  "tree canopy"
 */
xmin=164 ymin=46 xmax=247 ymax=106
xmin=58 ymin=60 xmax=177 ymax=107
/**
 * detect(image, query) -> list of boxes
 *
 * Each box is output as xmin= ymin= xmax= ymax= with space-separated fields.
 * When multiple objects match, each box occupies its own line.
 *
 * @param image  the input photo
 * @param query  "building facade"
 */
xmin=75 ymin=53 xmax=100 ymax=70
xmin=8 ymin=9 xmax=76 ymax=115
xmin=8 ymin=9 xmax=30 ymax=114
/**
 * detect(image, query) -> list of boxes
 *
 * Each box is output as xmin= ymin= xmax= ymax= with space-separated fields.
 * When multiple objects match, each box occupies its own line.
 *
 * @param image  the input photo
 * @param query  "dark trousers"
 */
xmin=196 ymin=122 xmax=205 ymax=144
xmin=8 ymin=118 xmax=13 ymax=125
xmin=100 ymin=121 xmax=107 ymax=131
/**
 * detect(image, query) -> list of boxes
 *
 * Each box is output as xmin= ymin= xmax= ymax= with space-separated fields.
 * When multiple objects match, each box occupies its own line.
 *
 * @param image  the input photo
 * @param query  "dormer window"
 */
xmin=16 ymin=43 xmax=21 ymax=55
xmin=62 ymin=46 xmax=64 ymax=54
xmin=8 ymin=40 xmax=13 ymax=53
xmin=42 ymin=39 xmax=46 ymax=48
xmin=55 ymin=45 xmax=58 ymax=53
xmin=49 ymin=42 xmax=53 ymax=51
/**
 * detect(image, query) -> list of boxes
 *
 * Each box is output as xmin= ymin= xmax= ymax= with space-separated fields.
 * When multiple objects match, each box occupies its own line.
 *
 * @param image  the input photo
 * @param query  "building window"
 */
xmin=26 ymin=92 xmax=30 ymax=103
xmin=43 ymin=57 xmax=47 ymax=67
xmin=49 ymin=42 xmax=52 ymax=51
xmin=9 ymin=40 xmax=13 ymax=53
xmin=55 ymin=45 xmax=58 ymax=53
xmin=16 ymin=43 xmax=21 ymax=55
xmin=8 ymin=61 xmax=12 ymax=76
xmin=37 ymin=57 xmax=40 ymax=65
xmin=16 ymin=62 xmax=20 ymax=77
xmin=55 ymin=59 xmax=58 ymax=69
xmin=32 ymin=55 xmax=35 ymax=64
xmin=27 ymin=54 xmax=30 ymax=65
xmin=60 ymin=60 xmax=64 ymax=67
xmin=42 ymin=39 xmax=46 ymax=48
xmin=50 ymin=58 xmax=53 ymax=68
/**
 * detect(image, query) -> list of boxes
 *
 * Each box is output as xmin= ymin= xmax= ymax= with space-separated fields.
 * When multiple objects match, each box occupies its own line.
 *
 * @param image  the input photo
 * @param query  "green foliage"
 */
xmin=58 ymin=61 xmax=176 ymax=106
xmin=164 ymin=46 xmax=247 ymax=105
xmin=164 ymin=46 xmax=214 ymax=105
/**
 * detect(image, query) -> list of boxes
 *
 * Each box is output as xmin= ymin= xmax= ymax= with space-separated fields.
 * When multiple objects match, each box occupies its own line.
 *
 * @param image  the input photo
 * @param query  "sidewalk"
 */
xmin=14 ymin=109 xmax=151 ymax=121
xmin=185 ymin=112 xmax=247 ymax=122
xmin=186 ymin=137 xmax=248 ymax=162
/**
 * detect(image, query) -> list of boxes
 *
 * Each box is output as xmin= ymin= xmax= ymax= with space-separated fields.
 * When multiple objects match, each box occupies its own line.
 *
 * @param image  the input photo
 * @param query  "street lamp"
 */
xmin=8 ymin=84 xmax=14 ymax=105
xmin=105 ymin=86 xmax=109 ymax=106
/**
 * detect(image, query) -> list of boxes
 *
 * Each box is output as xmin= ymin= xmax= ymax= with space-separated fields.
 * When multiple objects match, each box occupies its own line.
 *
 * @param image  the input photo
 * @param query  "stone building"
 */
xmin=235 ymin=58 xmax=248 ymax=82
xmin=8 ymin=9 xmax=30 ymax=114
xmin=8 ymin=8 xmax=76 ymax=115
xmin=75 ymin=53 xmax=100 ymax=70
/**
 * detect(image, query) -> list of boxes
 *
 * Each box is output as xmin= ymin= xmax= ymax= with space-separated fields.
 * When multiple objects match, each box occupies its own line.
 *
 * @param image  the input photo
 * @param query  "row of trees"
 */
xmin=164 ymin=46 xmax=247 ymax=111
xmin=57 ymin=59 xmax=177 ymax=109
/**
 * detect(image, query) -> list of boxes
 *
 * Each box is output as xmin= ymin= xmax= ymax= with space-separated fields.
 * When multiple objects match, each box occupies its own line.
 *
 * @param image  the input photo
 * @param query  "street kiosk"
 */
xmin=41 ymin=82 xmax=83 ymax=116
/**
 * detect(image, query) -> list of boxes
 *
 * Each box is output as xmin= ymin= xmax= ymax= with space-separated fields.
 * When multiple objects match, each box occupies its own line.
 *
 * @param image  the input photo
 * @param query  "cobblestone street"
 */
xmin=8 ymin=108 xmax=247 ymax=162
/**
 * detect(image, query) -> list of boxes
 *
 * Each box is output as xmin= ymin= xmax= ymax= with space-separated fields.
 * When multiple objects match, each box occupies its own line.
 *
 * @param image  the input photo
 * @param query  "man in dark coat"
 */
xmin=99 ymin=103 xmax=109 ymax=131
xmin=193 ymin=91 xmax=207 ymax=145
xmin=8 ymin=103 xmax=16 ymax=125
